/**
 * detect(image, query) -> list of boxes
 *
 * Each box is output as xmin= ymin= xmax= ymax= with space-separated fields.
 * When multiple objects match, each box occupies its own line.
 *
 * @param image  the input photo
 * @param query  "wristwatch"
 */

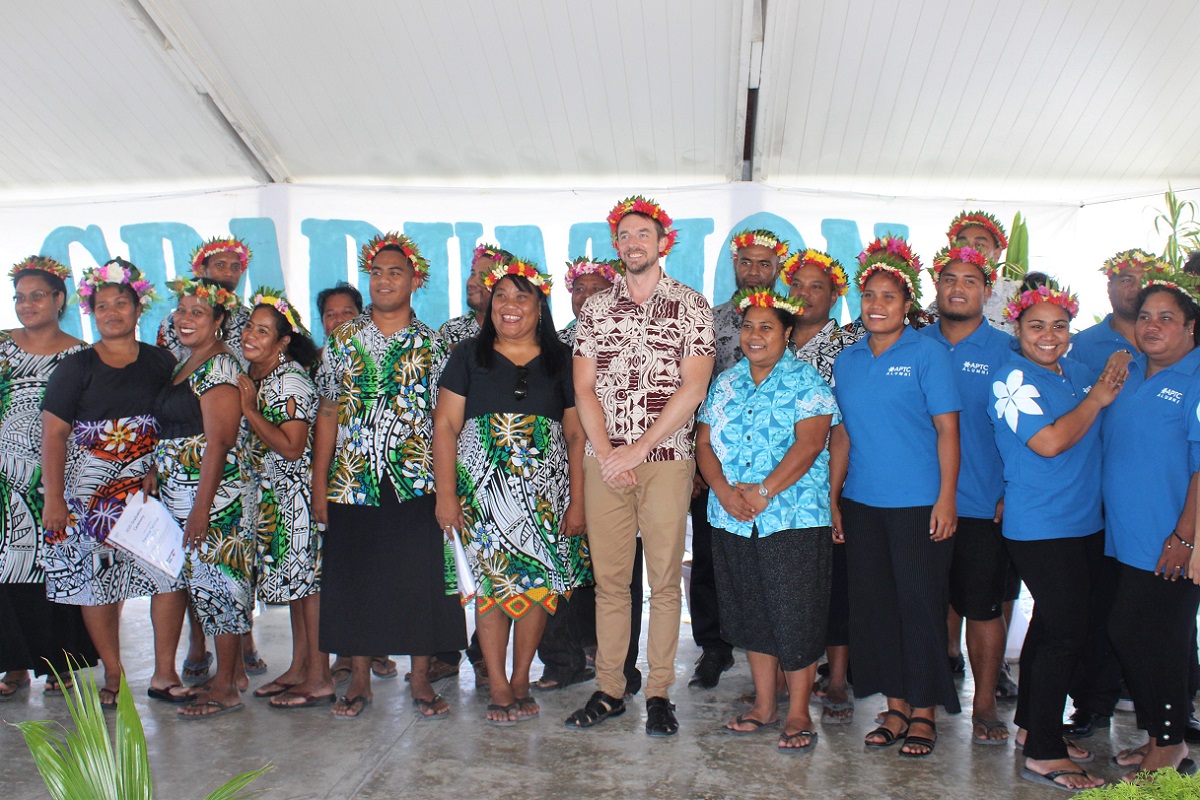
xmin=757 ymin=483 xmax=770 ymax=499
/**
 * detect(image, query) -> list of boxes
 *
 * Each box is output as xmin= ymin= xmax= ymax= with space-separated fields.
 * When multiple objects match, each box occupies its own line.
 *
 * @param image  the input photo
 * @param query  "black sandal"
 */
xmin=865 ymin=709 xmax=909 ymax=748
xmin=564 ymin=690 xmax=625 ymax=728
xmin=900 ymin=716 xmax=937 ymax=758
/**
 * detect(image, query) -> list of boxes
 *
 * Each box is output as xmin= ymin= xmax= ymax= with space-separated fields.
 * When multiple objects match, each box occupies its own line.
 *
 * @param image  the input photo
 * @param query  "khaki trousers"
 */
xmin=584 ymin=456 xmax=694 ymax=699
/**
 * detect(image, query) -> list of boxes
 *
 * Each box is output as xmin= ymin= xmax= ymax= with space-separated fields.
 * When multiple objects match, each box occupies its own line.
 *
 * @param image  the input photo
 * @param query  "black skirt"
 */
xmin=0 ymin=583 xmax=98 ymax=676
xmin=319 ymin=489 xmax=467 ymax=657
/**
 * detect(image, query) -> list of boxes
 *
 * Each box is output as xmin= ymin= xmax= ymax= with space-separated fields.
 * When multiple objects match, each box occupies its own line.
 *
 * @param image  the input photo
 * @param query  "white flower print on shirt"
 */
xmin=993 ymin=369 xmax=1044 ymax=432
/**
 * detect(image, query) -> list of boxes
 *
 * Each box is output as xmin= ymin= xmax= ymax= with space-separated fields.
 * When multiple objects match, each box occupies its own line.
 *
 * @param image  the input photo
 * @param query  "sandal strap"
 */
xmin=883 ymin=709 xmax=911 ymax=724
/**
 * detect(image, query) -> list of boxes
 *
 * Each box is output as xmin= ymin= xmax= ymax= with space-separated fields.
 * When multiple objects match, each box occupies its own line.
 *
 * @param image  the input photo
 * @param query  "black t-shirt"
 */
xmin=42 ymin=344 xmax=176 ymax=423
xmin=438 ymin=337 xmax=574 ymax=421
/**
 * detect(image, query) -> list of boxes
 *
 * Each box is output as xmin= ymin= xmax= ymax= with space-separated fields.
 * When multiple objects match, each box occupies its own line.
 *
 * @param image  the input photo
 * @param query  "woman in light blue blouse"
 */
xmin=696 ymin=289 xmax=838 ymax=753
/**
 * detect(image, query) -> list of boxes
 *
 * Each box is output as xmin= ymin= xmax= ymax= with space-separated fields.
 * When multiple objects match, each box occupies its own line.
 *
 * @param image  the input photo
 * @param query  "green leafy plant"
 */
xmin=9 ymin=663 xmax=270 ymax=799
xmin=1076 ymin=768 xmax=1200 ymax=799
xmin=1152 ymin=184 xmax=1200 ymax=271
xmin=1001 ymin=211 xmax=1029 ymax=281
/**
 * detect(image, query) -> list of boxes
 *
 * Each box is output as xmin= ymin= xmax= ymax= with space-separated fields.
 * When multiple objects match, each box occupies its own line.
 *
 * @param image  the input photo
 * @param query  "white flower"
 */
xmin=104 ymin=264 xmax=125 ymax=283
xmin=993 ymin=369 xmax=1043 ymax=433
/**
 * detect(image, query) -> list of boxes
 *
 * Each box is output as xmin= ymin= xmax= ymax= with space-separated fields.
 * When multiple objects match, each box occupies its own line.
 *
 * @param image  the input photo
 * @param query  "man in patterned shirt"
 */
xmin=312 ymin=232 xmax=466 ymax=720
xmin=437 ymin=243 xmax=512 ymax=349
xmin=566 ymin=196 xmax=715 ymax=737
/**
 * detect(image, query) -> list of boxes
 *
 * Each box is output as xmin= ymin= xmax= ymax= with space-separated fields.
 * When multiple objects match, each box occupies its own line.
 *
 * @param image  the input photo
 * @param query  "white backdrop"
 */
xmin=0 ymin=182 xmax=1149 ymax=343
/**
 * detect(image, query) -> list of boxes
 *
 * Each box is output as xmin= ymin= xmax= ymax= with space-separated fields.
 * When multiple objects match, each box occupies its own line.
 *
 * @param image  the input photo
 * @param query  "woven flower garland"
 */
xmin=1002 ymin=281 xmax=1080 ymax=322
xmin=607 ymin=195 xmax=678 ymax=255
xmin=77 ymin=259 xmax=157 ymax=314
xmin=947 ymin=210 xmax=1009 ymax=250
xmin=471 ymin=243 xmax=511 ymax=268
xmin=931 ymin=246 xmax=998 ymax=285
xmin=1101 ymin=248 xmax=1168 ymax=279
xmin=10 ymin=255 xmax=70 ymax=282
xmin=168 ymin=276 xmax=242 ymax=313
xmin=857 ymin=236 xmax=923 ymax=303
xmin=780 ymin=249 xmax=849 ymax=298
xmin=189 ymin=237 xmax=251 ymax=276
xmin=733 ymin=287 xmax=804 ymax=316
xmin=564 ymin=257 xmax=623 ymax=292
xmin=358 ymin=232 xmax=430 ymax=285
xmin=729 ymin=229 xmax=789 ymax=261
xmin=251 ymin=286 xmax=308 ymax=335
xmin=483 ymin=259 xmax=552 ymax=296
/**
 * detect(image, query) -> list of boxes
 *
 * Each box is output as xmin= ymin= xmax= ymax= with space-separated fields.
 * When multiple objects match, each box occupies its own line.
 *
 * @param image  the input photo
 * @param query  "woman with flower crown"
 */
xmin=828 ymin=236 xmax=961 ymax=758
xmin=991 ymin=274 xmax=1126 ymax=791
xmin=235 ymin=288 xmax=333 ymax=708
xmin=433 ymin=259 xmax=589 ymax=726
xmin=695 ymin=288 xmax=838 ymax=752
xmin=150 ymin=276 xmax=251 ymax=719
xmin=40 ymin=259 xmax=184 ymax=707
xmin=0 ymin=256 xmax=95 ymax=700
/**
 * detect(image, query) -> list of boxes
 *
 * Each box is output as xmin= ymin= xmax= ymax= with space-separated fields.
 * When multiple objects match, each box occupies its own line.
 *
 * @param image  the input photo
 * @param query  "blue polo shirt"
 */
xmin=699 ymin=356 xmax=841 ymax=536
xmin=1070 ymin=314 xmax=1136 ymax=373
xmin=991 ymin=355 xmax=1102 ymax=541
xmin=921 ymin=320 xmax=1015 ymax=519
xmin=833 ymin=326 xmax=962 ymax=508
xmin=1101 ymin=349 xmax=1200 ymax=571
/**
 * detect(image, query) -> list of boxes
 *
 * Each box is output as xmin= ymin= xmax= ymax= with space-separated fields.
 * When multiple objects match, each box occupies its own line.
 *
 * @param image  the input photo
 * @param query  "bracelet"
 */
xmin=1174 ymin=532 xmax=1195 ymax=550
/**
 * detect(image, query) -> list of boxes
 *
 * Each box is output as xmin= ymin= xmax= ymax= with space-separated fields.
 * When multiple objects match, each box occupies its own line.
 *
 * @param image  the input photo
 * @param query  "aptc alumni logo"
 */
xmin=1157 ymin=387 xmax=1183 ymax=405
xmin=962 ymin=361 xmax=990 ymax=375
xmin=885 ymin=365 xmax=912 ymax=377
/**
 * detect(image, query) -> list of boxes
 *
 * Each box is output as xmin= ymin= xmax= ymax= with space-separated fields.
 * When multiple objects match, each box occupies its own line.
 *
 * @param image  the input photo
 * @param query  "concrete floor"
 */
xmin=0 ymin=598 xmax=1177 ymax=799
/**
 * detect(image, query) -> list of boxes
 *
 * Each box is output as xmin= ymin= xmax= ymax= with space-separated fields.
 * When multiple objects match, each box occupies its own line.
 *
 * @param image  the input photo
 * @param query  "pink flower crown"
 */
xmin=857 ymin=236 xmax=923 ymax=302
xmin=931 ymin=246 xmax=998 ymax=285
xmin=168 ymin=276 xmax=242 ymax=313
xmin=947 ymin=210 xmax=1008 ymax=250
xmin=1002 ymin=283 xmax=1080 ymax=322
xmin=10 ymin=255 xmax=70 ymax=282
xmin=471 ymin=243 xmax=511 ymax=268
xmin=729 ymin=229 xmax=789 ymax=261
xmin=1101 ymin=248 xmax=1168 ymax=278
xmin=189 ymin=237 xmax=251 ymax=276
xmin=733 ymin=287 xmax=804 ymax=316
xmin=359 ymin=232 xmax=430 ymax=286
xmin=76 ymin=259 xmax=157 ymax=314
xmin=564 ymin=257 xmax=623 ymax=291
xmin=251 ymin=286 xmax=308 ymax=335
xmin=607 ymin=195 xmax=678 ymax=255
xmin=780 ymin=249 xmax=849 ymax=297
xmin=483 ymin=259 xmax=552 ymax=297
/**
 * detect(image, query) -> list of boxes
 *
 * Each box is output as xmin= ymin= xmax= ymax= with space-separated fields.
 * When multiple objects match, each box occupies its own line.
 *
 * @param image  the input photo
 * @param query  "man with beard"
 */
xmin=921 ymin=247 xmax=1015 ymax=746
xmin=567 ymin=196 xmax=714 ymax=736
xmin=688 ymin=229 xmax=789 ymax=690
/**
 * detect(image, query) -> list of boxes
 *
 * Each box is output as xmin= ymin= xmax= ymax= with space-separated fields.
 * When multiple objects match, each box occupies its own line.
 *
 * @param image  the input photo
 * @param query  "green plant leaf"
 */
xmin=204 ymin=764 xmax=274 ymax=800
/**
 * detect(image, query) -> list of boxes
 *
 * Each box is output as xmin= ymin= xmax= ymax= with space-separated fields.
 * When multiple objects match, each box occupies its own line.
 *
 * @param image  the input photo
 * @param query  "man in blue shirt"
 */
xmin=921 ymin=247 xmax=1015 ymax=745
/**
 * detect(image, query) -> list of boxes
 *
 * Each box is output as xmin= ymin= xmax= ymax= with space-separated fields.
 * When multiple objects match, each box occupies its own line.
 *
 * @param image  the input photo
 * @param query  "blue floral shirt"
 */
xmin=698 ymin=356 xmax=840 ymax=537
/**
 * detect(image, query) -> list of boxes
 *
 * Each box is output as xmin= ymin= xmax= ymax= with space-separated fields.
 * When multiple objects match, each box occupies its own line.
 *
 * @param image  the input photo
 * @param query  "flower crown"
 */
xmin=483 ymin=259 xmax=552 ymax=296
xmin=1101 ymin=248 xmax=1168 ymax=279
xmin=780 ymin=249 xmax=850 ymax=297
xmin=189 ymin=237 xmax=251 ymax=276
xmin=252 ymin=286 xmax=308 ymax=335
xmin=471 ymin=243 xmax=511 ymax=268
xmin=607 ymin=195 xmax=678 ymax=255
xmin=729 ymin=229 xmax=789 ymax=261
xmin=77 ymin=259 xmax=157 ymax=314
xmin=168 ymin=276 xmax=242 ymax=312
xmin=947 ymin=210 xmax=1008 ymax=250
xmin=1002 ymin=281 xmax=1080 ymax=322
xmin=857 ymin=236 xmax=923 ymax=302
xmin=564 ymin=257 xmax=623 ymax=292
xmin=732 ymin=287 xmax=804 ymax=317
xmin=359 ymin=232 xmax=430 ymax=285
xmin=931 ymin=246 xmax=999 ymax=285
xmin=10 ymin=255 xmax=70 ymax=282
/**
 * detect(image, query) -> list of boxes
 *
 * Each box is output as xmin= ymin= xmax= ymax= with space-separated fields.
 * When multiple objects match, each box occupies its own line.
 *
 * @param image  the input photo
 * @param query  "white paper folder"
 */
xmin=106 ymin=492 xmax=185 ymax=578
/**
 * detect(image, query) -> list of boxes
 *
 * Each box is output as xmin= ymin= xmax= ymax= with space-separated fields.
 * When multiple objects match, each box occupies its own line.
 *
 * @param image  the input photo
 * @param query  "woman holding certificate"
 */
xmin=41 ymin=260 xmax=182 ymax=707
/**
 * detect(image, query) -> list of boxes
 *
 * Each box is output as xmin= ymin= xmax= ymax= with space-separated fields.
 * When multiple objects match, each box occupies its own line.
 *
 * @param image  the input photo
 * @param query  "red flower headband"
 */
xmin=483 ymin=259 xmax=552 ymax=297
xmin=607 ymin=195 xmax=678 ymax=255
xmin=189 ymin=237 xmax=251 ymax=277
xmin=947 ymin=210 xmax=1008 ymax=250
xmin=857 ymin=236 xmax=923 ymax=303
xmin=564 ymin=258 xmax=622 ymax=292
xmin=359 ymin=232 xmax=430 ymax=286
xmin=733 ymin=287 xmax=803 ymax=316
xmin=10 ymin=255 xmax=71 ymax=282
xmin=1101 ymin=248 xmax=1168 ymax=279
xmin=729 ymin=229 xmax=789 ymax=262
xmin=471 ymin=243 xmax=510 ymax=268
xmin=780 ymin=249 xmax=849 ymax=297
xmin=931 ymin=246 xmax=998 ymax=285
xmin=168 ymin=276 xmax=242 ymax=313
xmin=1003 ymin=282 xmax=1080 ymax=321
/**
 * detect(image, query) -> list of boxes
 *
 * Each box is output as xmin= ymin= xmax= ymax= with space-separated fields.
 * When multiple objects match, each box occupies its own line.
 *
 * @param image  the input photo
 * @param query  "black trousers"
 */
xmin=841 ymin=499 xmax=958 ymax=712
xmin=1109 ymin=561 xmax=1200 ymax=747
xmin=1007 ymin=531 xmax=1104 ymax=761
xmin=1067 ymin=537 xmax=1123 ymax=717
xmin=688 ymin=490 xmax=732 ymax=655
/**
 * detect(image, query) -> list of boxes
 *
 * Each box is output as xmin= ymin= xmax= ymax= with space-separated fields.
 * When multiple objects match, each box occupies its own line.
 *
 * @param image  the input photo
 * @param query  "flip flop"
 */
xmin=971 ymin=717 xmax=1010 ymax=746
xmin=99 ymin=687 xmax=119 ymax=709
xmin=722 ymin=714 xmax=776 ymax=734
xmin=514 ymin=696 xmax=540 ymax=722
xmin=332 ymin=695 xmax=371 ymax=720
xmin=269 ymin=691 xmax=336 ymax=709
xmin=413 ymin=693 xmax=450 ymax=719
xmin=43 ymin=677 xmax=73 ymax=696
xmin=181 ymin=652 xmax=213 ymax=685
xmin=0 ymin=674 xmax=31 ymax=700
xmin=370 ymin=658 xmax=398 ymax=679
xmin=177 ymin=699 xmax=245 ymax=720
xmin=331 ymin=666 xmax=352 ymax=684
xmin=242 ymin=653 xmax=269 ymax=676
xmin=1020 ymin=767 xmax=1096 ymax=792
xmin=778 ymin=730 xmax=818 ymax=752
xmin=821 ymin=699 xmax=855 ymax=724
xmin=147 ymin=685 xmax=196 ymax=704
xmin=486 ymin=703 xmax=517 ymax=726
xmin=252 ymin=680 xmax=296 ymax=698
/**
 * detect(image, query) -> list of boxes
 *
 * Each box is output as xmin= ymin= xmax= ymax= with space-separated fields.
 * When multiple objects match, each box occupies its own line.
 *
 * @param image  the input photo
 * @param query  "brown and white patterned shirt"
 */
xmin=574 ymin=271 xmax=715 ymax=462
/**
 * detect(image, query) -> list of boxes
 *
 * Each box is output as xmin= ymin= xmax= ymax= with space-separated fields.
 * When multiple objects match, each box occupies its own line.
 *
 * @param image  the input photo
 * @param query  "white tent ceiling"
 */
xmin=2 ymin=0 xmax=1198 ymax=203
